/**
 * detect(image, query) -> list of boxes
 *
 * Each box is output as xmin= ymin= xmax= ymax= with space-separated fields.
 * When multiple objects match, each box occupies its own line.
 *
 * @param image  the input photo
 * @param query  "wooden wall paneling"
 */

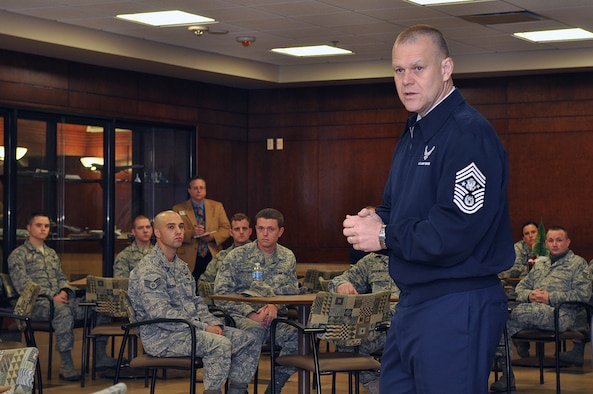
xmin=318 ymin=136 xmax=396 ymax=250
xmin=0 ymin=50 xmax=69 ymax=89
xmin=507 ymin=130 xmax=593 ymax=260
xmin=246 ymin=135 xmax=319 ymax=260
xmin=197 ymin=137 xmax=249 ymax=226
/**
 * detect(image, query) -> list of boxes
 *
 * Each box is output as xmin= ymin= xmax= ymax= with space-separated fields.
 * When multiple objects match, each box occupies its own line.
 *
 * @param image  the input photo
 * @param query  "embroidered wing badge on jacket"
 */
xmin=453 ymin=162 xmax=486 ymax=214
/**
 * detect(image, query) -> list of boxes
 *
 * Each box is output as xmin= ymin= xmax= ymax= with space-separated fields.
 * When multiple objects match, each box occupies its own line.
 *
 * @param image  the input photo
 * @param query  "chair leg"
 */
xmin=35 ymin=355 xmax=43 ymax=394
xmin=503 ymin=327 xmax=511 ymax=394
xmin=253 ymin=364 xmax=259 ymax=394
xmin=150 ymin=368 xmax=158 ymax=394
xmin=555 ymin=335 xmax=562 ymax=394
xmin=536 ymin=342 xmax=545 ymax=384
xmin=47 ymin=331 xmax=53 ymax=380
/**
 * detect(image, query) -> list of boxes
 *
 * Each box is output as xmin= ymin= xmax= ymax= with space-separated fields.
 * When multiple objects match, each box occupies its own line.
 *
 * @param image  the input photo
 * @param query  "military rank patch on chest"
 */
xmin=453 ymin=162 xmax=486 ymax=214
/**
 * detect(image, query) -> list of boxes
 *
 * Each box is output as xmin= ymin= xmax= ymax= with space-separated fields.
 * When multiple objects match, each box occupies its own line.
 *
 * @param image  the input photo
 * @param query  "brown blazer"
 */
xmin=172 ymin=198 xmax=230 ymax=273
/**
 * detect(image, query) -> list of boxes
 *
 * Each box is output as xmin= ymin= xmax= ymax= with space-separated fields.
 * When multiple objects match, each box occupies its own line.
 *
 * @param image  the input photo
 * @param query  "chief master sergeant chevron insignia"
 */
xmin=453 ymin=162 xmax=486 ymax=214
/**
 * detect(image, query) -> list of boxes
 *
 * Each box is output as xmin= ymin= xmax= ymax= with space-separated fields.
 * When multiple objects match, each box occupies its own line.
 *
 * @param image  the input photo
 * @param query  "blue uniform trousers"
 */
xmin=380 ymin=284 xmax=507 ymax=394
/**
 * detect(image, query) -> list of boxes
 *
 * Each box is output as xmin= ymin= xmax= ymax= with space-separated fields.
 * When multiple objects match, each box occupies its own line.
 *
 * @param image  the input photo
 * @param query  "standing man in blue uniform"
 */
xmin=343 ymin=24 xmax=514 ymax=394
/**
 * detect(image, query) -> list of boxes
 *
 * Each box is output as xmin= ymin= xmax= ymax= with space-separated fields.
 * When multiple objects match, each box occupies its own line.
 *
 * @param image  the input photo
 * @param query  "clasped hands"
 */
xmin=528 ymin=288 xmax=550 ymax=304
xmin=249 ymin=304 xmax=278 ymax=329
xmin=343 ymin=207 xmax=384 ymax=252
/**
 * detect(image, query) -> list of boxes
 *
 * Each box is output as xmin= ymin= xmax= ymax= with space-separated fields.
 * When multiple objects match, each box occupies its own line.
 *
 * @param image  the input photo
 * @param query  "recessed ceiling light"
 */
xmin=405 ymin=0 xmax=492 ymax=5
xmin=271 ymin=45 xmax=353 ymax=57
xmin=513 ymin=28 xmax=593 ymax=43
xmin=116 ymin=10 xmax=216 ymax=27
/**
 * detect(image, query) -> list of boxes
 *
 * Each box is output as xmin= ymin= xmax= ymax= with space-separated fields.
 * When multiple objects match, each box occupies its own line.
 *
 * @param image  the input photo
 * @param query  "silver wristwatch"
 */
xmin=378 ymin=225 xmax=387 ymax=249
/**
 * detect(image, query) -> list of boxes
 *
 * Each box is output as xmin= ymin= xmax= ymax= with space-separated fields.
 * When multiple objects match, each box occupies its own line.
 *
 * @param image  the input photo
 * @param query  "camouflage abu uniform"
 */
xmin=7 ymin=240 xmax=107 ymax=352
xmin=214 ymin=240 xmax=299 ymax=380
xmin=113 ymin=241 xmax=153 ymax=278
xmin=198 ymin=244 xmax=237 ymax=285
xmin=499 ymin=240 xmax=531 ymax=280
xmin=506 ymin=249 xmax=592 ymax=339
xmin=328 ymin=252 xmax=400 ymax=385
xmin=128 ymin=244 xmax=260 ymax=391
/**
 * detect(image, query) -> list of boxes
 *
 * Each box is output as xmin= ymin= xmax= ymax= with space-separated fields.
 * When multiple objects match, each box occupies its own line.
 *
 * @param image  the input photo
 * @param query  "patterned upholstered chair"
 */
xmin=0 ymin=281 xmax=43 ymax=394
xmin=302 ymin=269 xmax=345 ymax=292
xmin=114 ymin=291 xmax=202 ymax=394
xmin=0 ymin=347 xmax=39 ymax=394
xmin=80 ymin=276 xmax=130 ymax=387
xmin=270 ymin=291 xmax=391 ymax=394
xmin=197 ymin=281 xmax=215 ymax=306
xmin=1 ymin=274 xmax=81 ymax=381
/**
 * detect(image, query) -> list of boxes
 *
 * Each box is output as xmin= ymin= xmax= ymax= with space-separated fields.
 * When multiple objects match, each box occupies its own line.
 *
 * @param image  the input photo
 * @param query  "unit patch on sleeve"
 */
xmin=453 ymin=162 xmax=486 ymax=214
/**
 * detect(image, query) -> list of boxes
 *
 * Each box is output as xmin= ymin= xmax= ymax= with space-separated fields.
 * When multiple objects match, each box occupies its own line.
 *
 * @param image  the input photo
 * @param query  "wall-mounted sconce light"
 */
xmin=0 ymin=146 xmax=28 ymax=161
xmin=80 ymin=156 xmax=104 ymax=171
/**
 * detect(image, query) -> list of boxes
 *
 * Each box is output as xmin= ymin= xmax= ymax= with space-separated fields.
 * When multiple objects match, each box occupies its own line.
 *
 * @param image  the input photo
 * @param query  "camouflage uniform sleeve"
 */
xmin=50 ymin=249 xmax=74 ymax=293
xmin=113 ymin=247 xmax=130 ymax=278
xmin=548 ymin=256 xmax=592 ymax=306
xmin=199 ymin=248 xmax=227 ymax=284
xmin=7 ymin=246 xmax=30 ymax=294
xmin=214 ymin=248 xmax=257 ymax=317
xmin=499 ymin=241 xmax=529 ymax=279
xmin=515 ymin=263 xmax=536 ymax=302
xmin=129 ymin=262 xmax=210 ymax=331
xmin=329 ymin=257 xmax=369 ymax=293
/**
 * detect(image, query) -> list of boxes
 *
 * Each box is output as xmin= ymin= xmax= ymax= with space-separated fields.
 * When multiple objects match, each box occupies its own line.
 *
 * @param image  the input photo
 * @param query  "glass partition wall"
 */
xmin=1 ymin=110 xmax=194 ymax=278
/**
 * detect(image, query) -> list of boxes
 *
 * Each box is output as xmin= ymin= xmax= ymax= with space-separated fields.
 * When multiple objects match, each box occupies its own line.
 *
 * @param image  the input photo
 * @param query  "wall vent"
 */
xmin=460 ymin=11 xmax=548 ymax=25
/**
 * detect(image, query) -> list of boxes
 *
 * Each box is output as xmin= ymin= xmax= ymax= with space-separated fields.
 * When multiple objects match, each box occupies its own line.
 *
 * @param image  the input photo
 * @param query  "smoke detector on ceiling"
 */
xmin=236 ymin=36 xmax=256 ymax=47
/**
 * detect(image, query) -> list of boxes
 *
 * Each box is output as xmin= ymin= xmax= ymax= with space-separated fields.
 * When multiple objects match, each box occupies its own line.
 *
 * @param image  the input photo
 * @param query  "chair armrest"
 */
xmin=270 ymin=317 xmax=307 ymax=333
xmin=0 ymin=309 xmax=36 ymax=347
xmin=208 ymin=305 xmax=236 ymax=327
xmin=553 ymin=301 xmax=593 ymax=337
xmin=37 ymin=294 xmax=55 ymax=320
xmin=0 ymin=309 xmax=30 ymax=321
xmin=554 ymin=301 xmax=593 ymax=323
xmin=123 ymin=317 xmax=195 ymax=331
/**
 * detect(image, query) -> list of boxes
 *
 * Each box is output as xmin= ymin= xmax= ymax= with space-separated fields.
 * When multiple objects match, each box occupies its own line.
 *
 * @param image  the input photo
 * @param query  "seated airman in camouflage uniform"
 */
xmin=8 ymin=212 xmax=117 ymax=381
xmin=214 ymin=208 xmax=299 ymax=394
xmin=113 ymin=214 xmax=153 ymax=278
xmin=128 ymin=210 xmax=260 ymax=394
xmin=498 ymin=220 xmax=539 ymax=358
xmin=198 ymin=212 xmax=252 ymax=286
xmin=328 ymin=252 xmax=399 ymax=394
xmin=491 ymin=226 xmax=593 ymax=392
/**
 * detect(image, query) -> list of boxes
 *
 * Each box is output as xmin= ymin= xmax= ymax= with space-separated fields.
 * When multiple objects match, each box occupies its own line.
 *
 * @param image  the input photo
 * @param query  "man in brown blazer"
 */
xmin=173 ymin=176 xmax=230 ymax=280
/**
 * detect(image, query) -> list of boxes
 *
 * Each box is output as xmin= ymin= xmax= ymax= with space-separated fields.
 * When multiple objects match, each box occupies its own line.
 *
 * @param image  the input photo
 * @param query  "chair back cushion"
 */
xmin=119 ymin=291 xmax=137 ymax=324
xmin=0 ymin=273 xmax=18 ymax=307
xmin=0 ymin=347 xmax=39 ymax=394
xmin=308 ymin=291 xmax=391 ymax=347
xmin=317 ymin=277 xmax=330 ymax=292
xmin=86 ymin=276 xmax=129 ymax=318
xmin=197 ymin=281 xmax=215 ymax=306
xmin=13 ymin=282 xmax=41 ymax=331
xmin=302 ymin=269 xmax=345 ymax=291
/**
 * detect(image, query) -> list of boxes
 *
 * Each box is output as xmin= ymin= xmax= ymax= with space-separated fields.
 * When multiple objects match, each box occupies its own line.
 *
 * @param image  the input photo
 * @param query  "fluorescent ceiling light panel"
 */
xmin=514 ymin=28 xmax=593 ymax=43
xmin=116 ymin=10 xmax=216 ymax=27
xmin=405 ymin=0 xmax=489 ymax=5
xmin=271 ymin=45 xmax=353 ymax=57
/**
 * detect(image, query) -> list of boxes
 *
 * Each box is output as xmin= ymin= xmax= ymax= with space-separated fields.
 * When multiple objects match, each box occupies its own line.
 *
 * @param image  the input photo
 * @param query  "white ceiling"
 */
xmin=1 ymin=0 xmax=593 ymax=88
